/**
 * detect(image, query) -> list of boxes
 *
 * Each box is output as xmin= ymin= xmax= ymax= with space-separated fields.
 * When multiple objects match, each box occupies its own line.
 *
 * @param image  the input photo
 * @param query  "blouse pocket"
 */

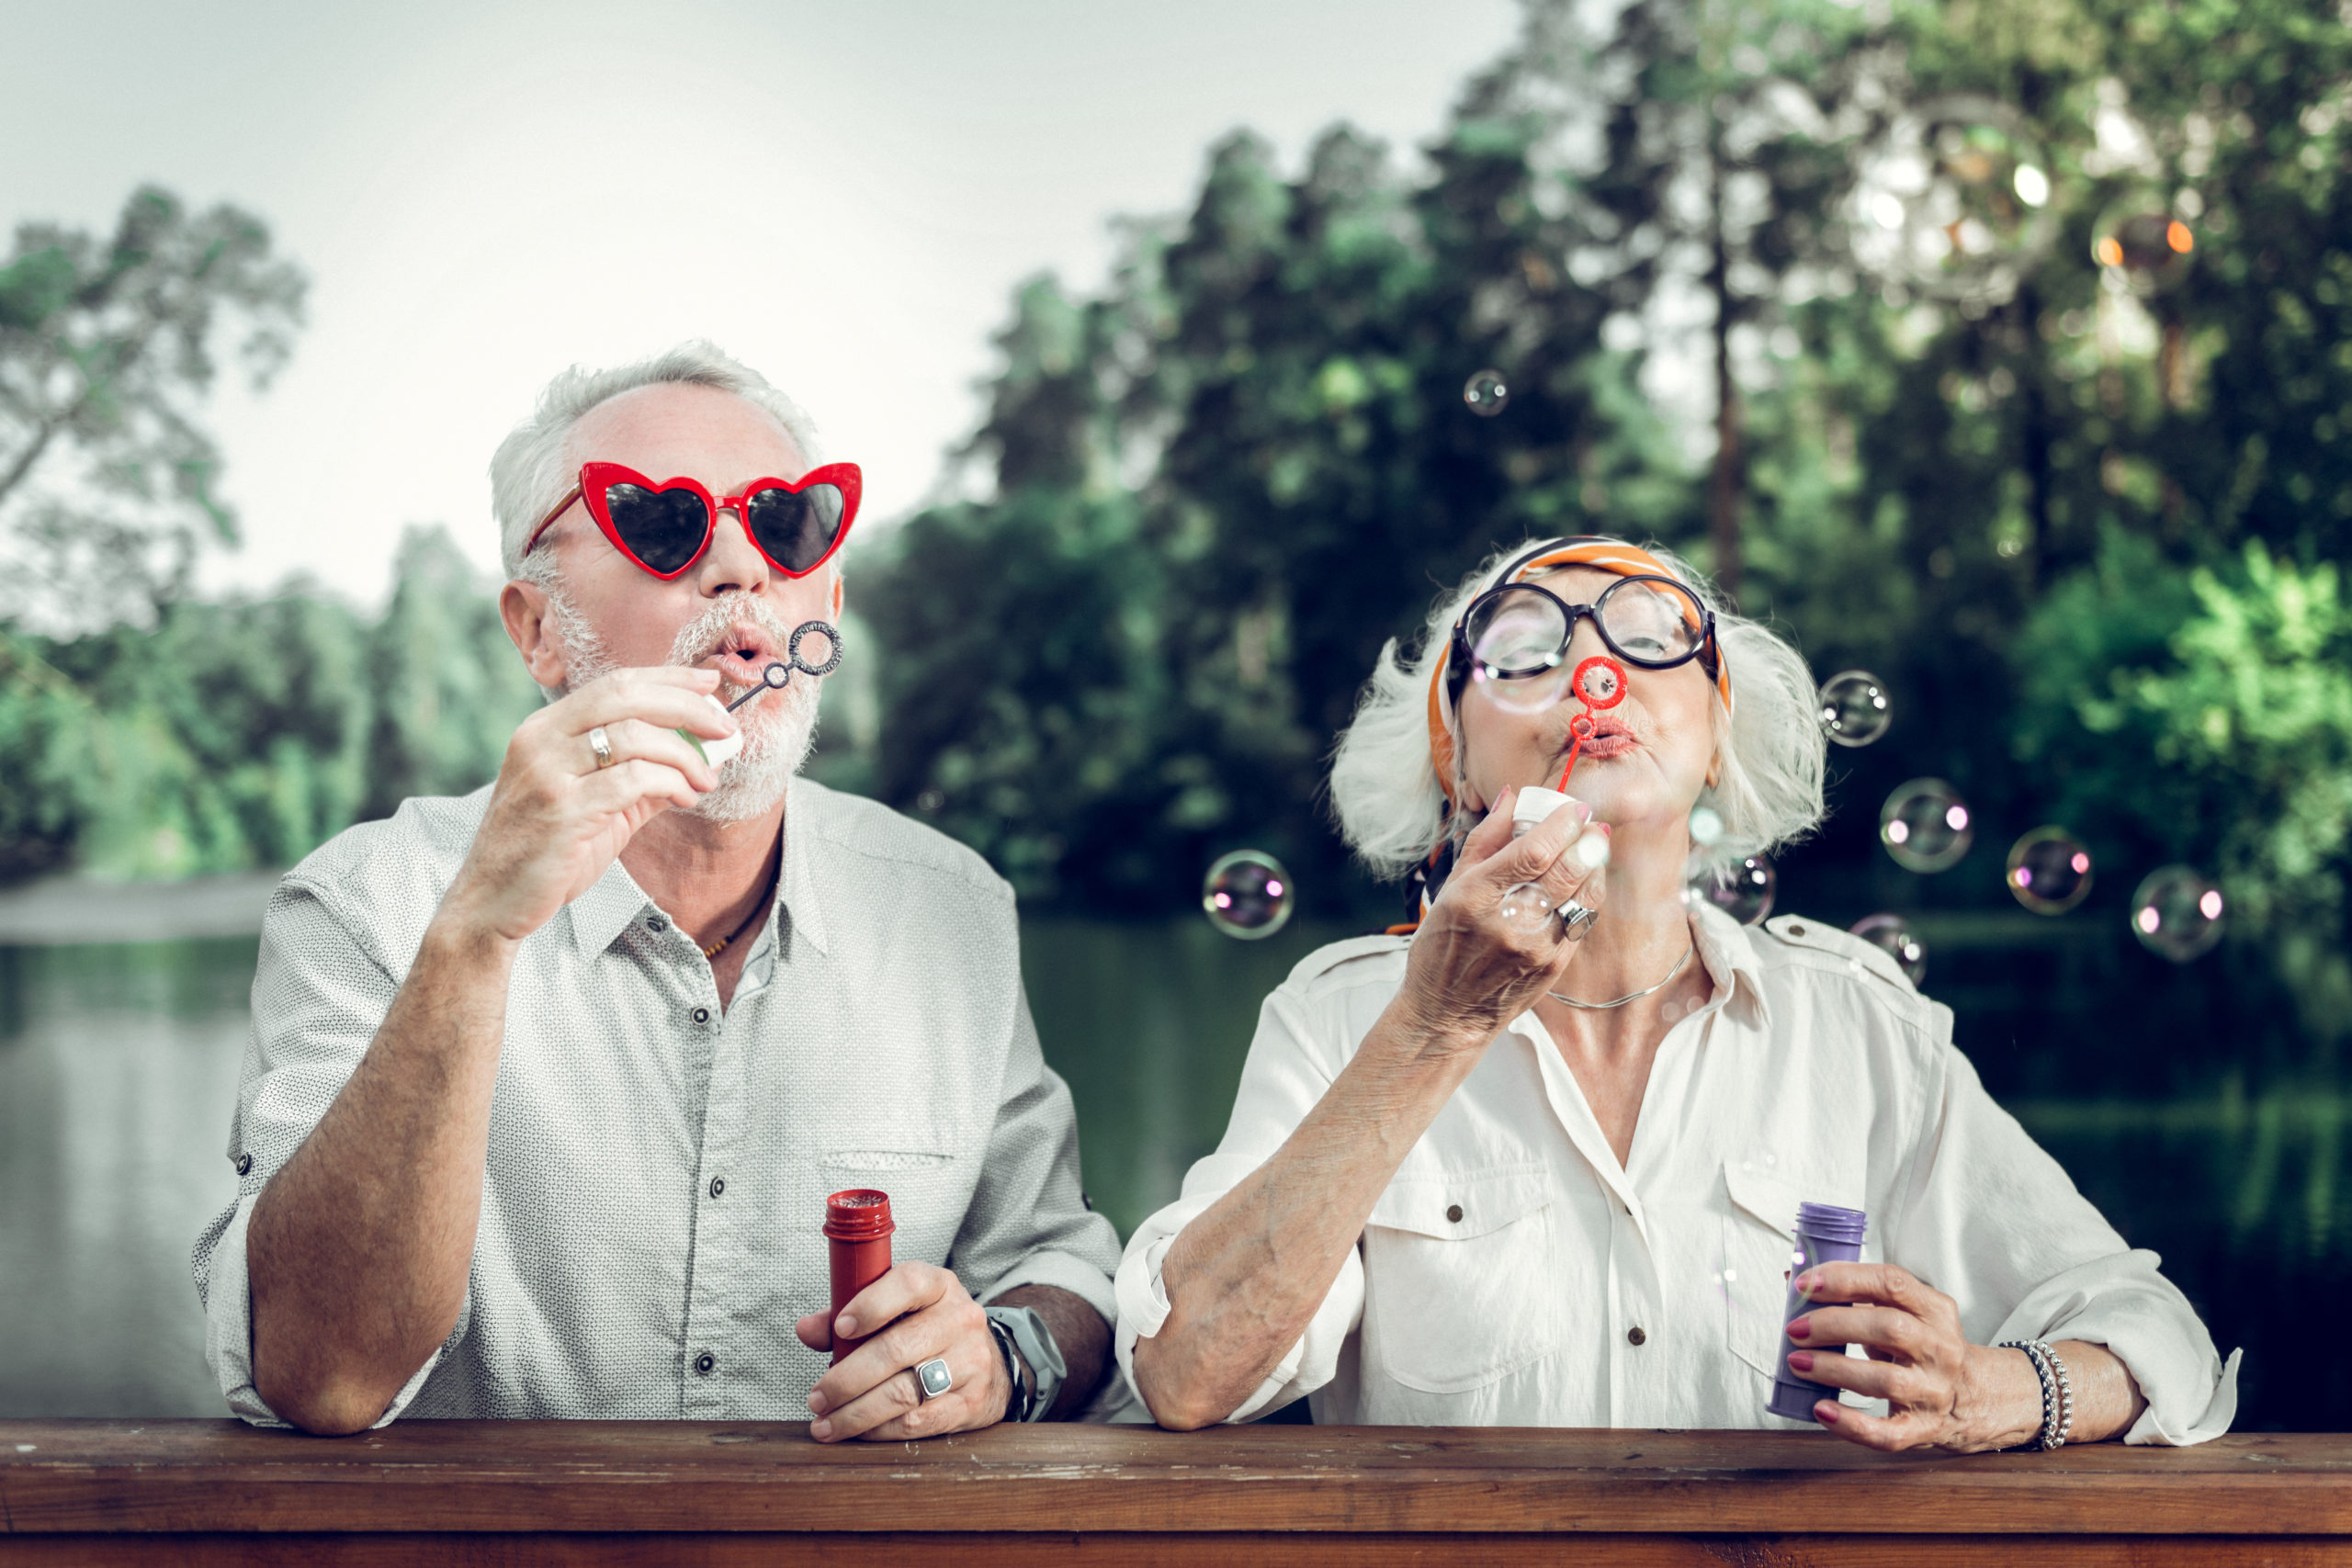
xmin=1720 ymin=1159 xmax=1806 ymax=1381
xmin=1359 ymin=1165 xmax=1561 ymax=1394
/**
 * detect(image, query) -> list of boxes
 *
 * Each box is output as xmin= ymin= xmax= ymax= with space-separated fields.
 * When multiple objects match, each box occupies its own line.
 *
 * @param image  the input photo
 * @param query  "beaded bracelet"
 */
xmin=1996 ymin=1338 xmax=2075 ymax=1450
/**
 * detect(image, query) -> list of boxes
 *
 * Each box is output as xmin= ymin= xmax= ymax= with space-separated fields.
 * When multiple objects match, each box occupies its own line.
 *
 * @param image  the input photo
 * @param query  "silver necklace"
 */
xmin=1547 ymin=942 xmax=1694 ymax=1010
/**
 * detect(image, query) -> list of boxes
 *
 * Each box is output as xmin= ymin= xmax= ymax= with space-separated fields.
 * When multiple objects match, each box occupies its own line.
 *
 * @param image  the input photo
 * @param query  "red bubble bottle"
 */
xmin=823 ymin=1189 xmax=894 ymax=1364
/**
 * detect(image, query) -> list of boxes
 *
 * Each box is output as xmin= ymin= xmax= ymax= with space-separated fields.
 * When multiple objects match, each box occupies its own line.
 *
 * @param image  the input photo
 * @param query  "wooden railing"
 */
xmin=4 ymin=1419 xmax=2347 ymax=1564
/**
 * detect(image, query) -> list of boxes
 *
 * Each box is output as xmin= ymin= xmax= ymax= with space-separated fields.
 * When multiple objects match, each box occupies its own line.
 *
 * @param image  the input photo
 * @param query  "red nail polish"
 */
xmin=1787 ymin=1351 xmax=1815 ymax=1373
xmin=1816 ymin=1403 xmax=1840 ymax=1425
xmin=1787 ymin=1317 xmax=1812 ymax=1340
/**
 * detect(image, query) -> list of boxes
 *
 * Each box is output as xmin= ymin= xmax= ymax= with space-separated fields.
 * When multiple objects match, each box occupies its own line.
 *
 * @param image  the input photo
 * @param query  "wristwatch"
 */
xmin=983 ymin=1303 xmax=1066 ymax=1423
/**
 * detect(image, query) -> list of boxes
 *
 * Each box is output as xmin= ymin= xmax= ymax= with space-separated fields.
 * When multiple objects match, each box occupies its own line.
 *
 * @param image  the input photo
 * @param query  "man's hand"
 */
xmin=796 ymin=1263 xmax=1010 ymax=1441
xmin=440 ymin=668 xmax=733 ymax=944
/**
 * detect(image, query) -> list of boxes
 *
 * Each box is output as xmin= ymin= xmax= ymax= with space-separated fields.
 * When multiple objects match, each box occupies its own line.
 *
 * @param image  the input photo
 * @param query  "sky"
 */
xmin=6 ymin=0 xmax=1522 ymax=605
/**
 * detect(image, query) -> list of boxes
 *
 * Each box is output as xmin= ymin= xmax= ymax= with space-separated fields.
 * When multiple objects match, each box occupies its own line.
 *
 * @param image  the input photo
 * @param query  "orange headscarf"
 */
xmin=1426 ymin=537 xmax=1732 ymax=801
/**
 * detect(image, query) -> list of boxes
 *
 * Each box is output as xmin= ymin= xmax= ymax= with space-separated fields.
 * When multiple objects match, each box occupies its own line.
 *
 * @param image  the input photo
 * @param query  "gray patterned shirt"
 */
xmin=193 ymin=777 xmax=1122 ymax=1427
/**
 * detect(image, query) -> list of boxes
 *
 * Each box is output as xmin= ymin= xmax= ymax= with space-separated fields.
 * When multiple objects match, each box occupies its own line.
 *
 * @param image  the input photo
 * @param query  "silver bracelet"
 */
xmin=1997 ymin=1338 xmax=2075 ymax=1450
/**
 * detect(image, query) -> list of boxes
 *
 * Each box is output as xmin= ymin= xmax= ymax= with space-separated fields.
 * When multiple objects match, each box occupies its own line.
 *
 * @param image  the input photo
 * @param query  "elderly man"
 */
xmin=193 ymin=342 xmax=1120 ymax=1438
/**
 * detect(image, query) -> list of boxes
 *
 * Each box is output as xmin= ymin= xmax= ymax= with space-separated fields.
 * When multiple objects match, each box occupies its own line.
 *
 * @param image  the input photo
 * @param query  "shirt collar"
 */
xmin=561 ymin=779 xmax=828 ymax=959
xmin=1689 ymin=898 xmax=1771 ymax=1030
xmin=777 ymin=778 xmax=829 ymax=956
xmin=565 ymin=855 xmax=651 ymax=956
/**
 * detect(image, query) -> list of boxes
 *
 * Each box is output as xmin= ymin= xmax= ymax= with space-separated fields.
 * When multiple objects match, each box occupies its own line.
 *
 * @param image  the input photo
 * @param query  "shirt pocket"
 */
xmin=1360 ymin=1164 xmax=1562 ymax=1394
xmin=816 ymin=1148 xmax=966 ymax=1264
xmin=1720 ymin=1158 xmax=1806 ymax=1381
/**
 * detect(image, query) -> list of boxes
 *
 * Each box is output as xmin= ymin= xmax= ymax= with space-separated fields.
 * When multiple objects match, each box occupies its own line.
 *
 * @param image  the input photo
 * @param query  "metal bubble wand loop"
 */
xmin=724 ymin=619 xmax=843 ymax=712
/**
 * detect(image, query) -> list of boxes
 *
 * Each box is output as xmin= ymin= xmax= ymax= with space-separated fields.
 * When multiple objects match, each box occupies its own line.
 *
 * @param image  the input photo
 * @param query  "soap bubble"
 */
xmin=2006 ymin=827 xmax=2094 ymax=914
xmin=1848 ymin=913 xmax=1928 ymax=985
xmin=1463 ymin=368 xmax=1510 ymax=417
xmin=1688 ymin=854 xmax=1776 ymax=926
xmin=1849 ymin=96 xmax=2056 ymax=303
xmin=1202 ymin=850 xmax=1295 ymax=940
xmin=1498 ymin=882 xmax=1558 ymax=933
xmin=1880 ymin=779 xmax=1973 ymax=874
xmin=1689 ymin=805 xmax=1725 ymax=847
xmin=2130 ymin=865 xmax=2225 ymax=962
xmin=2092 ymin=193 xmax=2193 ymax=295
xmin=1817 ymin=670 xmax=1893 ymax=748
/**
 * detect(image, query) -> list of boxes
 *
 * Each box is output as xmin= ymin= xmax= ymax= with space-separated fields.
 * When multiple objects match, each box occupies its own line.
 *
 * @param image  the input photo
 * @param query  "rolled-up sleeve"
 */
xmin=1887 ymin=1035 xmax=2239 ymax=1445
xmin=189 ymin=875 xmax=468 ymax=1428
xmin=947 ymin=981 xmax=1124 ymax=1326
xmin=1114 ymin=987 xmax=1366 ymax=1424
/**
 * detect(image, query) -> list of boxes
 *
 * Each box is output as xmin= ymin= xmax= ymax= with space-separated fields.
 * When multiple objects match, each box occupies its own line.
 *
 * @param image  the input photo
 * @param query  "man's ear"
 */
xmin=501 ymin=579 xmax=571 ymax=692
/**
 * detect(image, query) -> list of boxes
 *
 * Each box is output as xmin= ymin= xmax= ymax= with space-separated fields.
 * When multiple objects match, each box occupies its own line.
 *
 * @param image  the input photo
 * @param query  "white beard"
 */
xmin=545 ymin=582 xmax=820 ymax=823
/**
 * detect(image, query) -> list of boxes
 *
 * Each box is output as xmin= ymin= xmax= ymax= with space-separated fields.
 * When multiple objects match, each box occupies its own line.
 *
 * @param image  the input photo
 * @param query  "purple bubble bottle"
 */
xmin=1766 ymin=1201 xmax=1868 ymax=1422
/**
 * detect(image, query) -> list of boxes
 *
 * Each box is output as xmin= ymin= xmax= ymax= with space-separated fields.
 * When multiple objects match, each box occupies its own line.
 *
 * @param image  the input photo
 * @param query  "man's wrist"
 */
xmin=423 ymin=894 xmax=525 ymax=968
xmin=985 ymin=1304 xmax=1065 ymax=1421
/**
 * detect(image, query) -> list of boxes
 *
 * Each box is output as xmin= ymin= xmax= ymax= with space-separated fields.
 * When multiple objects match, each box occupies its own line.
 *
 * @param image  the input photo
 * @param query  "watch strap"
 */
xmin=984 ymin=1303 xmax=1067 ymax=1422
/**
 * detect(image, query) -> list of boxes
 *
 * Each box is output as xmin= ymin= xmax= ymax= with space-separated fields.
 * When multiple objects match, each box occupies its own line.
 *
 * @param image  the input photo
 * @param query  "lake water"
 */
xmin=2 ymin=907 xmax=2343 ymax=1428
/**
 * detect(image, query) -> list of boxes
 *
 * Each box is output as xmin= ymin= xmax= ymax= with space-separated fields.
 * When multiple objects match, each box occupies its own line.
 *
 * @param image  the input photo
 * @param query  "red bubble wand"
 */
xmin=1555 ymin=654 xmax=1630 ymax=791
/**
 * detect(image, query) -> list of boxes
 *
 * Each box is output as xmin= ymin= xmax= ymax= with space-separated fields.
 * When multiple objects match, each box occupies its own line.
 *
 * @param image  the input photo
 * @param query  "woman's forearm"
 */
xmin=2053 ymin=1339 xmax=2147 ymax=1444
xmin=1131 ymin=1001 xmax=1487 ymax=1428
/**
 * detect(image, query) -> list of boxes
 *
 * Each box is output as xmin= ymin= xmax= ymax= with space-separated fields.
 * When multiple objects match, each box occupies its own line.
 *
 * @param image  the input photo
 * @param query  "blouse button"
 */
xmin=708 ymin=1176 xmax=725 ymax=1200
xmin=1789 ymin=922 xmax=1807 ymax=936
xmin=691 ymin=1006 xmax=712 ymax=1025
xmin=694 ymin=1352 xmax=717 ymax=1376
xmin=648 ymin=915 xmax=668 ymax=933
xmin=1445 ymin=1203 xmax=1464 ymax=1223
xmin=234 ymin=1153 xmax=253 ymax=1177
xmin=1627 ymin=1326 xmax=1648 ymax=1346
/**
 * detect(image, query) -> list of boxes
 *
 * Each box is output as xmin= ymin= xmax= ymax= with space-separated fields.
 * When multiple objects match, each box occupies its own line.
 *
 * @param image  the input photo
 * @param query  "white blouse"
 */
xmin=1115 ymin=905 xmax=2239 ymax=1442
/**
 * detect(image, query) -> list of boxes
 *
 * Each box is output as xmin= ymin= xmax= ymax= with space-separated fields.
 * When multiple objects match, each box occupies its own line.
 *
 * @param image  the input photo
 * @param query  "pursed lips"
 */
xmin=704 ymin=624 xmax=780 ymax=683
xmin=1566 ymin=713 xmax=1640 ymax=760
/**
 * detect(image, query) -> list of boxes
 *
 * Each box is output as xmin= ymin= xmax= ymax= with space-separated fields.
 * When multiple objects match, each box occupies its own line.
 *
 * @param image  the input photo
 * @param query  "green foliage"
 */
xmin=2018 ymin=535 xmax=2352 ymax=930
xmin=840 ymin=0 xmax=2352 ymax=947
xmin=0 ymin=186 xmax=305 ymax=624
xmin=0 ymin=527 xmax=537 ymax=885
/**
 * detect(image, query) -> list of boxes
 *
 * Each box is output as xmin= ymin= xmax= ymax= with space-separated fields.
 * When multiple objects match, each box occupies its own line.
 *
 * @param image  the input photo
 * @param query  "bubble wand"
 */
xmin=677 ymin=619 xmax=842 ymax=768
xmin=1498 ymin=653 xmax=1631 ymax=934
xmin=1553 ymin=654 xmax=1629 ymax=792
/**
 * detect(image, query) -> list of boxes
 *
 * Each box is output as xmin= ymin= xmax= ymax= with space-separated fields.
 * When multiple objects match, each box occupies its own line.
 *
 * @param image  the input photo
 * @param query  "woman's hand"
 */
xmin=1782 ymin=1262 xmax=2045 ymax=1452
xmin=1393 ymin=785 xmax=1610 ymax=1052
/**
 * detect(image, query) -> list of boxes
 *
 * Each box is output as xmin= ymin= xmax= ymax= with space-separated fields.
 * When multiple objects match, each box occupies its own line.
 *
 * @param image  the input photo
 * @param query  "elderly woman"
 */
xmin=1117 ymin=537 xmax=2237 ymax=1450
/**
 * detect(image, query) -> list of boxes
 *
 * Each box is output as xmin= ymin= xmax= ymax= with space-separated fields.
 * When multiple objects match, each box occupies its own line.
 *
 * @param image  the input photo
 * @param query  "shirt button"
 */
xmin=1445 ymin=1204 xmax=1464 ymax=1223
xmin=694 ymin=1352 xmax=717 ymax=1376
xmin=648 ymin=916 xmax=669 ymax=933
xmin=1627 ymin=1326 xmax=1648 ymax=1347
xmin=708 ymin=1176 xmax=725 ymax=1200
xmin=234 ymin=1153 xmax=253 ymax=1177
xmin=691 ymin=1006 xmax=711 ymax=1025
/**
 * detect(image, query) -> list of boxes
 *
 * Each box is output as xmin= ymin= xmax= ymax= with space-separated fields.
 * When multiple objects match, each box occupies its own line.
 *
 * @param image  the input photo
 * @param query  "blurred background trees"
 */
xmin=818 ymin=0 xmax=2352 ymax=998
xmin=4 ymin=0 xmax=2349 ymax=999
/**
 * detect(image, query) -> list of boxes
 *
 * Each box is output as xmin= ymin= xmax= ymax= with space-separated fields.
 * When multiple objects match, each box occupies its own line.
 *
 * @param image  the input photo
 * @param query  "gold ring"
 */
xmin=588 ymin=726 xmax=615 ymax=769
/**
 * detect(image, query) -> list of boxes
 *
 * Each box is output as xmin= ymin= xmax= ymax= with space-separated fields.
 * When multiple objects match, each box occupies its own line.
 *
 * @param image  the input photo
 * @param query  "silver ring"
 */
xmin=587 ymin=726 xmax=616 ymax=770
xmin=913 ymin=1356 xmax=953 ymax=1402
xmin=1557 ymin=902 xmax=1598 ymax=942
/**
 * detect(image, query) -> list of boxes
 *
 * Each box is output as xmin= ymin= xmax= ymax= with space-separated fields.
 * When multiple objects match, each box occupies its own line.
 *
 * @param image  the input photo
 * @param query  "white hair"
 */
xmin=490 ymin=339 xmax=825 ymax=583
xmin=1329 ymin=539 xmax=1826 ymax=879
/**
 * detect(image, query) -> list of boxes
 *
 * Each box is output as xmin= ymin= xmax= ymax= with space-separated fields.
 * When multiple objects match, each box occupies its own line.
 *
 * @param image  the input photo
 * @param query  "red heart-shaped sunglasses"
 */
xmin=522 ymin=460 xmax=862 ymax=580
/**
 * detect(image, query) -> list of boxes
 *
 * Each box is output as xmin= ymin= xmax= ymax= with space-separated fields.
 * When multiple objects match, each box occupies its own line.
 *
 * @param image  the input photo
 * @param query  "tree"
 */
xmin=0 ymin=185 xmax=305 ymax=626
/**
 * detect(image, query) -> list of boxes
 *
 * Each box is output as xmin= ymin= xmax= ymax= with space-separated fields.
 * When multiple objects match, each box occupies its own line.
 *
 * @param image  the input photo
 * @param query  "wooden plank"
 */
xmin=4 ymin=1423 xmax=2347 ymax=1538
xmin=5 ymin=1536 xmax=2352 ymax=1567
